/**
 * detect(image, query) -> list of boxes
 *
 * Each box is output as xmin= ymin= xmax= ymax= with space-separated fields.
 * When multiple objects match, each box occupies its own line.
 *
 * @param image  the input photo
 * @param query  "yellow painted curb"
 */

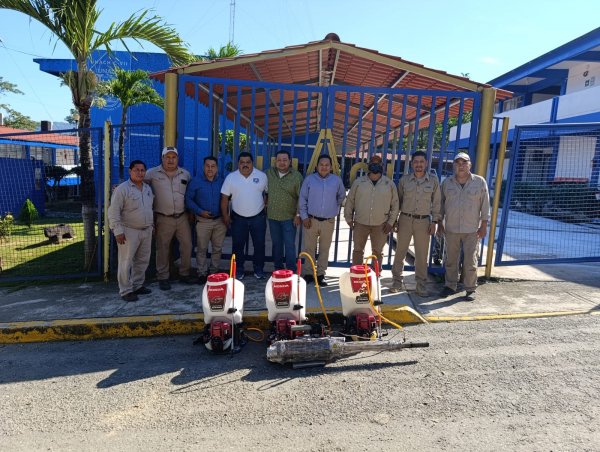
xmin=0 ymin=305 xmax=425 ymax=344
xmin=425 ymin=308 xmax=600 ymax=323
xmin=0 ymin=313 xmax=205 ymax=344
xmin=306 ymin=304 xmax=427 ymax=325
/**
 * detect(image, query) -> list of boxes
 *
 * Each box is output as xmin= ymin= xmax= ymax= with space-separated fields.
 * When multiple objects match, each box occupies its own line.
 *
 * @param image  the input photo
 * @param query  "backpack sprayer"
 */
xmin=197 ymin=254 xmax=264 ymax=354
xmin=265 ymin=254 xmax=328 ymax=344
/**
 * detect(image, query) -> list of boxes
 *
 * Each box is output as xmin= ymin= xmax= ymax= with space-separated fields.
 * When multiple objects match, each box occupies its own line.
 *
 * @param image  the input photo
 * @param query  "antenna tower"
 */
xmin=229 ymin=0 xmax=236 ymax=44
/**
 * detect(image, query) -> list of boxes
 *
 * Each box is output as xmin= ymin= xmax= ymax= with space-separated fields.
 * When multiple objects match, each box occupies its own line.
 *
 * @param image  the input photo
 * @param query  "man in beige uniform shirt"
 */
xmin=390 ymin=151 xmax=441 ymax=296
xmin=145 ymin=147 xmax=197 ymax=290
xmin=108 ymin=160 xmax=154 ymax=302
xmin=439 ymin=152 xmax=490 ymax=301
xmin=344 ymin=155 xmax=399 ymax=266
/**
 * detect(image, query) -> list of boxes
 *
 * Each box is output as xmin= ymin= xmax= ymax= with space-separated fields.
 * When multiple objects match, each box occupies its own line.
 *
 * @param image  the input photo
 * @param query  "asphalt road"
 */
xmin=2 ymin=315 xmax=600 ymax=451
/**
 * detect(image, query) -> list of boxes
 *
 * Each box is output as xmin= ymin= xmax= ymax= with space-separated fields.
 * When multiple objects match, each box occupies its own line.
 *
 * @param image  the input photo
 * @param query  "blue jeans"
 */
xmin=231 ymin=211 xmax=266 ymax=273
xmin=269 ymin=219 xmax=298 ymax=270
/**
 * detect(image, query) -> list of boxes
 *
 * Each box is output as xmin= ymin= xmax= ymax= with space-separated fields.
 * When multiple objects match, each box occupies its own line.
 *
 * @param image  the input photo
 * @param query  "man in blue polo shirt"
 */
xmin=221 ymin=152 xmax=268 ymax=280
xmin=185 ymin=156 xmax=226 ymax=284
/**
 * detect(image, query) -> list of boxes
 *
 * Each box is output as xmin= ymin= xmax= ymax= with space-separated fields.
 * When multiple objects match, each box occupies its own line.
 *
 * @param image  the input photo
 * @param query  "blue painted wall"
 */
xmin=35 ymin=51 xmax=170 ymax=128
xmin=0 ymin=158 xmax=45 ymax=216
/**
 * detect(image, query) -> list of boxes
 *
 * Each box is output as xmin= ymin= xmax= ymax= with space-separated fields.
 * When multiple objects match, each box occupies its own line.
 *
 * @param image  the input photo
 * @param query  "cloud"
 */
xmin=480 ymin=56 xmax=500 ymax=65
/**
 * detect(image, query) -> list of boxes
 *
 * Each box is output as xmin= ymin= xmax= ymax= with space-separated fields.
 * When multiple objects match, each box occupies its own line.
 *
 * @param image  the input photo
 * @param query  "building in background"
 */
xmin=0 ymin=124 xmax=79 ymax=215
xmin=35 ymin=50 xmax=170 ymax=128
xmin=450 ymin=27 xmax=600 ymax=189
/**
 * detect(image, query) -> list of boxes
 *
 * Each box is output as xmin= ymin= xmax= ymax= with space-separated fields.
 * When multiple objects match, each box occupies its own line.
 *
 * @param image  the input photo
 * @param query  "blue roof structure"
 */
xmin=35 ymin=50 xmax=172 ymax=128
xmin=488 ymin=27 xmax=600 ymax=95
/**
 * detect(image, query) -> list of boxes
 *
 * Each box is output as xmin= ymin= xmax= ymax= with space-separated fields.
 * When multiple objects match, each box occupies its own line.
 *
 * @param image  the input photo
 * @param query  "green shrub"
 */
xmin=18 ymin=199 xmax=39 ymax=227
xmin=0 ymin=212 xmax=14 ymax=241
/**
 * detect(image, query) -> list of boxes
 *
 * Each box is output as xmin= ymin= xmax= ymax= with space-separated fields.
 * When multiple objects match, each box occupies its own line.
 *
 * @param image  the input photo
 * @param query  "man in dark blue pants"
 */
xmin=266 ymin=150 xmax=303 ymax=271
xmin=220 ymin=152 xmax=268 ymax=280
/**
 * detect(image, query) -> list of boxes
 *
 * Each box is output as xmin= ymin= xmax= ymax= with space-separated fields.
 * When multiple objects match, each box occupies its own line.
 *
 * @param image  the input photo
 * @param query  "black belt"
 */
xmin=157 ymin=212 xmax=185 ymax=219
xmin=232 ymin=210 xmax=264 ymax=219
xmin=198 ymin=214 xmax=221 ymax=220
xmin=309 ymin=215 xmax=333 ymax=222
xmin=401 ymin=212 xmax=430 ymax=220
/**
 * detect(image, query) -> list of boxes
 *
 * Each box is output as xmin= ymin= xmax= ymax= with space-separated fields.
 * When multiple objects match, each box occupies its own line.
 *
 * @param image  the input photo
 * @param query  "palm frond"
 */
xmin=91 ymin=10 xmax=195 ymax=66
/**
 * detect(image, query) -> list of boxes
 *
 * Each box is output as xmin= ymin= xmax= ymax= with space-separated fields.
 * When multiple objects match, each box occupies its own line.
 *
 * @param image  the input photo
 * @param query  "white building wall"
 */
xmin=556 ymin=83 xmax=600 ymax=120
xmin=555 ymin=136 xmax=597 ymax=180
xmin=565 ymin=61 xmax=600 ymax=94
xmin=449 ymin=99 xmax=552 ymax=141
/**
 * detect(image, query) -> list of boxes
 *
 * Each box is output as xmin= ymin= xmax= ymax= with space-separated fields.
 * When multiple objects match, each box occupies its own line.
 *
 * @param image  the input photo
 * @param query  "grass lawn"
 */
xmin=0 ymin=216 xmax=91 ymax=277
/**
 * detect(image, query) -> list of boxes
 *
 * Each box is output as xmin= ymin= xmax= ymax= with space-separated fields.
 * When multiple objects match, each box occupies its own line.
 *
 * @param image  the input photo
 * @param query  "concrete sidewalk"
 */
xmin=1 ymin=261 xmax=599 ymax=343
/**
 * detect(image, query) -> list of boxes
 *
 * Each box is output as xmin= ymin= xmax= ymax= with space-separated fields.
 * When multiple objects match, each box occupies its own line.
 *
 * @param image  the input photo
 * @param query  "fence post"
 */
xmin=103 ymin=120 xmax=112 ymax=282
xmin=485 ymin=117 xmax=509 ymax=278
xmin=475 ymin=87 xmax=496 ymax=177
xmin=164 ymin=72 xmax=178 ymax=148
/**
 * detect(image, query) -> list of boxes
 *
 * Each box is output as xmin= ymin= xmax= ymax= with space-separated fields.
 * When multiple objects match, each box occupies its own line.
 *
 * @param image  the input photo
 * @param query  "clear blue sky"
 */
xmin=1 ymin=0 xmax=598 ymax=124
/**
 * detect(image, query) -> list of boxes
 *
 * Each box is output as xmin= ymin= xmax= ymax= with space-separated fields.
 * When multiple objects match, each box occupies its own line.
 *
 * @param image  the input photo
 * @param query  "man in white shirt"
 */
xmin=221 ymin=152 xmax=268 ymax=280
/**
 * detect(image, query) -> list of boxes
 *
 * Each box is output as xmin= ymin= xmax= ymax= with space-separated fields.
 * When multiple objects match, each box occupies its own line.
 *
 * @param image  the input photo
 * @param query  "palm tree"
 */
xmin=98 ymin=67 xmax=164 ymax=181
xmin=204 ymin=42 xmax=242 ymax=60
xmin=0 ymin=0 xmax=195 ymax=269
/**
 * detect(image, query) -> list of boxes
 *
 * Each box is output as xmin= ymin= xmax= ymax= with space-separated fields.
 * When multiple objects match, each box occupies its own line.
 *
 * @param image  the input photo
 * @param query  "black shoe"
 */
xmin=159 ymin=280 xmax=171 ymax=291
xmin=465 ymin=290 xmax=476 ymax=301
xmin=440 ymin=286 xmax=456 ymax=298
xmin=133 ymin=286 xmax=151 ymax=295
xmin=180 ymin=274 xmax=199 ymax=284
xmin=303 ymin=275 xmax=314 ymax=284
xmin=316 ymin=275 xmax=328 ymax=287
xmin=121 ymin=292 xmax=138 ymax=302
xmin=198 ymin=274 xmax=208 ymax=285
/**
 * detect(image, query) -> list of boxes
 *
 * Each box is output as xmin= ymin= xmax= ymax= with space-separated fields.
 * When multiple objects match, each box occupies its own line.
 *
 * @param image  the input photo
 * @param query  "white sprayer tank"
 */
xmin=202 ymin=273 xmax=244 ymax=324
xmin=338 ymin=264 xmax=380 ymax=317
xmin=265 ymin=269 xmax=307 ymax=322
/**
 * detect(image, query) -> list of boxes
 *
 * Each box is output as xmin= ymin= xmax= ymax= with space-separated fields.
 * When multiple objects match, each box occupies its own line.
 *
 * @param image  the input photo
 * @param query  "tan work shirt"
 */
xmin=345 ymin=174 xmax=399 ymax=226
xmin=441 ymin=173 xmax=490 ymax=234
xmin=398 ymin=172 xmax=442 ymax=221
xmin=108 ymin=180 xmax=154 ymax=236
xmin=144 ymin=165 xmax=191 ymax=215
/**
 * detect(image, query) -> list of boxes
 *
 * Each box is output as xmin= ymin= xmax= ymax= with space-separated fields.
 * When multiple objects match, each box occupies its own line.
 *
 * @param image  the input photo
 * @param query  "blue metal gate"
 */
xmin=495 ymin=123 xmax=600 ymax=265
xmin=0 ymin=127 xmax=105 ymax=281
xmin=177 ymin=75 xmax=481 ymax=268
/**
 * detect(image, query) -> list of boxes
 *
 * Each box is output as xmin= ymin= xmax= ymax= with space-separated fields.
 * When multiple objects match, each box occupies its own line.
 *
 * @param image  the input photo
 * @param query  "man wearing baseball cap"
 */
xmin=438 ymin=152 xmax=490 ymax=301
xmin=145 ymin=146 xmax=197 ymax=290
xmin=344 ymin=154 xmax=399 ymax=266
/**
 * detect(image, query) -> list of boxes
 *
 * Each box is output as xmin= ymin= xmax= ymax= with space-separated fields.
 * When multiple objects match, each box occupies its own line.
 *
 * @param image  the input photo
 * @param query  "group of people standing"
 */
xmin=108 ymin=146 xmax=489 ymax=303
xmin=345 ymin=150 xmax=489 ymax=300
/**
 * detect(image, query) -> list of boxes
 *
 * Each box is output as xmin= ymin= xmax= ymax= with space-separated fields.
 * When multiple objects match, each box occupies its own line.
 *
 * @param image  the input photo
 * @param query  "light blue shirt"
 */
xmin=298 ymin=172 xmax=346 ymax=220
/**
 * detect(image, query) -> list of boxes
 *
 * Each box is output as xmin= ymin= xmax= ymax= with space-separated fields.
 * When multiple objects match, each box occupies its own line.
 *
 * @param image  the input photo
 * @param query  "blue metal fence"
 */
xmin=495 ymin=123 xmax=600 ymax=265
xmin=108 ymin=122 xmax=163 ymax=184
xmin=176 ymin=75 xmax=482 ymax=269
xmin=0 ymin=127 xmax=105 ymax=281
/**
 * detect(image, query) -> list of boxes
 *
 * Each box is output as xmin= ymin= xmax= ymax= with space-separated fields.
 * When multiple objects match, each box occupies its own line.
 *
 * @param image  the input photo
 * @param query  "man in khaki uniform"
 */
xmin=108 ymin=160 xmax=154 ymax=302
xmin=390 ymin=151 xmax=441 ymax=296
xmin=145 ymin=146 xmax=196 ymax=290
xmin=439 ymin=152 xmax=490 ymax=301
xmin=344 ymin=155 xmax=399 ymax=266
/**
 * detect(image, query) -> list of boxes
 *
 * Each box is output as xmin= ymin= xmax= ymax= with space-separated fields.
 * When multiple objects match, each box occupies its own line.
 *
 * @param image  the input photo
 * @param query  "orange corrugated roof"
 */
xmin=0 ymin=126 xmax=78 ymax=146
xmin=153 ymin=37 xmax=511 ymax=97
xmin=151 ymin=36 xmax=511 ymax=150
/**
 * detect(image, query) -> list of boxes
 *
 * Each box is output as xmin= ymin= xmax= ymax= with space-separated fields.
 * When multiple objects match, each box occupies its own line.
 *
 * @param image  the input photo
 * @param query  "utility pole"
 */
xmin=229 ymin=0 xmax=236 ymax=44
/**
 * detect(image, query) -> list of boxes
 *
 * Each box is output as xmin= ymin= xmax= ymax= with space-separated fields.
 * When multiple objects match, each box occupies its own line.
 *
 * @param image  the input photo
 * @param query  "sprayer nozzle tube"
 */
xmin=267 ymin=337 xmax=425 ymax=364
